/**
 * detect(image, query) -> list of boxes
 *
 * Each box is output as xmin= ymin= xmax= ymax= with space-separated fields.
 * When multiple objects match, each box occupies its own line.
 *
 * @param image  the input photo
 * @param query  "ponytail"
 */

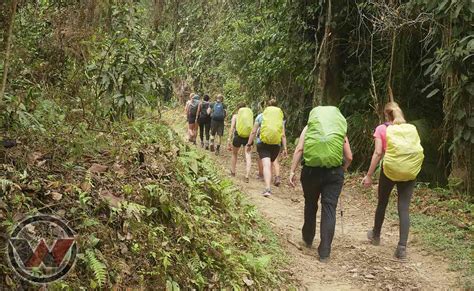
xmin=384 ymin=102 xmax=406 ymax=124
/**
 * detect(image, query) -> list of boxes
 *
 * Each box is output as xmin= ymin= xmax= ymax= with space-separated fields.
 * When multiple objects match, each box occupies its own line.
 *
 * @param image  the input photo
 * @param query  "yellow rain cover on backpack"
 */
xmin=260 ymin=106 xmax=284 ymax=145
xmin=236 ymin=107 xmax=254 ymax=138
xmin=383 ymin=124 xmax=424 ymax=181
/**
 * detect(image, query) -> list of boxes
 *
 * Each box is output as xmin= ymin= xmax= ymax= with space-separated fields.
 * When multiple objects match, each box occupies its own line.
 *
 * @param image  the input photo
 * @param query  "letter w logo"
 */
xmin=10 ymin=239 xmax=75 ymax=268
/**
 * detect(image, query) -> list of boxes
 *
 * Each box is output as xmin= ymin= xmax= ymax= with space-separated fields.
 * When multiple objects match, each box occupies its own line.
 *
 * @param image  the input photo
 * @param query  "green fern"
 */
xmin=85 ymin=249 xmax=107 ymax=287
xmin=0 ymin=178 xmax=13 ymax=195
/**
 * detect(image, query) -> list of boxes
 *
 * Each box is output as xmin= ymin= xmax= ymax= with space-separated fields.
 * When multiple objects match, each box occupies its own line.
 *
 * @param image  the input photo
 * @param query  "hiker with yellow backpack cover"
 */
xmin=227 ymin=103 xmax=254 ymax=183
xmin=246 ymin=99 xmax=288 ymax=197
xmin=289 ymin=106 xmax=353 ymax=262
xmin=362 ymin=102 xmax=424 ymax=260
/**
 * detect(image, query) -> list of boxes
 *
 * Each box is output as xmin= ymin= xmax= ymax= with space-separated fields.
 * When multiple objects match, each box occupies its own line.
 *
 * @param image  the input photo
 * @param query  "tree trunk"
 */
xmin=0 ymin=0 xmax=18 ymax=105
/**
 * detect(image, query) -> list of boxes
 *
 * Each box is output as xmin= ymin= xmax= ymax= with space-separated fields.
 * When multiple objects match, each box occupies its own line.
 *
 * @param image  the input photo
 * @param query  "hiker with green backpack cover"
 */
xmin=246 ymin=99 xmax=288 ymax=197
xmin=227 ymin=103 xmax=254 ymax=183
xmin=289 ymin=106 xmax=353 ymax=262
xmin=362 ymin=102 xmax=424 ymax=260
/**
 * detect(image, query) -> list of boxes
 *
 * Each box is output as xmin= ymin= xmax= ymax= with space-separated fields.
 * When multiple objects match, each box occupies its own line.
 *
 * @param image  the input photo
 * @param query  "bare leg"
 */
xmin=244 ymin=148 xmax=252 ymax=179
xmin=258 ymin=158 xmax=263 ymax=178
xmin=262 ymin=157 xmax=272 ymax=190
xmin=231 ymin=146 xmax=239 ymax=175
xmin=273 ymin=157 xmax=280 ymax=176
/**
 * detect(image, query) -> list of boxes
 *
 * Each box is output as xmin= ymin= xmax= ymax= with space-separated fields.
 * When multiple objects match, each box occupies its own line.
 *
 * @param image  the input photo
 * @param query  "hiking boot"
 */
xmin=319 ymin=256 xmax=330 ymax=263
xmin=394 ymin=245 xmax=407 ymax=260
xmin=205 ymin=145 xmax=209 ymax=150
xmin=367 ymin=230 xmax=381 ymax=246
xmin=210 ymin=144 xmax=215 ymax=152
xmin=215 ymin=147 xmax=220 ymax=155
xmin=262 ymin=188 xmax=272 ymax=197
xmin=299 ymin=239 xmax=312 ymax=249
xmin=274 ymin=176 xmax=281 ymax=187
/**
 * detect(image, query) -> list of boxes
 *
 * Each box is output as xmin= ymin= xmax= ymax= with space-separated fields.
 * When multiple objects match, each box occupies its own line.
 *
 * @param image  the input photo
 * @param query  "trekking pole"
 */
xmin=339 ymin=191 xmax=345 ymax=235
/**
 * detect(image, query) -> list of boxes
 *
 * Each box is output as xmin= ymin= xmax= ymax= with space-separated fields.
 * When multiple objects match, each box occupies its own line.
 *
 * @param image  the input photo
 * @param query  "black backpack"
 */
xmin=189 ymin=99 xmax=199 ymax=116
xmin=200 ymin=101 xmax=211 ymax=119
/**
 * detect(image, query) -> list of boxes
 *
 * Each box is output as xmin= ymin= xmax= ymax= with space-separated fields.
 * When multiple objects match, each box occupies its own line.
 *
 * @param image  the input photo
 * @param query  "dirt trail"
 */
xmin=165 ymin=113 xmax=459 ymax=289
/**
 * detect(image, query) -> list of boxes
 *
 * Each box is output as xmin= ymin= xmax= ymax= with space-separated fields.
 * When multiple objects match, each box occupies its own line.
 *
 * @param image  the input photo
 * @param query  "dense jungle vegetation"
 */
xmin=1 ymin=0 xmax=472 ymax=194
xmin=0 ymin=0 xmax=472 ymax=289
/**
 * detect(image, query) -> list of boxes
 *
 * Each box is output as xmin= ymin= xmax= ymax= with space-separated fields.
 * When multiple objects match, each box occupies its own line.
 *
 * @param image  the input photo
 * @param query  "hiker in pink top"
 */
xmin=361 ymin=102 xmax=415 ymax=260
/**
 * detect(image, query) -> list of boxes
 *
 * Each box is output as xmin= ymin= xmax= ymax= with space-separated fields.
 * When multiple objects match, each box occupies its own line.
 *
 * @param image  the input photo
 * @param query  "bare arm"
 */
xmin=281 ymin=122 xmax=288 ymax=156
xmin=367 ymin=138 xmax=383 ymax=176
xmin=228 ymin=115 xmax=237 ymax=144
xmin=246 ymin=122 xmax=259 ymax=146
xmin=343 ymin=136 xmax=353 ymax=171
xmin=362 ymin=138 xmax=383 ymax=187
xmin=289 ymin=126 xmax=307 ymax=187
xmin=196 ymin=102 xmax=202 ymax=121
xmin=184 ymin=101 xmax=189 ymax=116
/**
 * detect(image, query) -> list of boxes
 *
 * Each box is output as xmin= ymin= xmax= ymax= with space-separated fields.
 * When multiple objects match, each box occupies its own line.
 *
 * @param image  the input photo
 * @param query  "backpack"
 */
xmin=236 ymin=107 xmax=254 ymax=138
xmin=199 ymin=101 xmax=211 ymax=120
xmin=383 ymin=124 xmax=424 ymax=181
xmin=260 ymin=106 xmax=284 ymax=145
xmin=303 ymin=106 xmax=347 ymax=168
xmin=189 ymin=98 xmax=199 ymax=116
xmin=212 ymin=102 xmax=225 ymax=121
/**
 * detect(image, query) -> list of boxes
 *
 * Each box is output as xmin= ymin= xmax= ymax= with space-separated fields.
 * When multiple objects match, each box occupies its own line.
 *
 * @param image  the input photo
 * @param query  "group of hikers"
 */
xmin=185 ymin=93 xmax=424 ymax=263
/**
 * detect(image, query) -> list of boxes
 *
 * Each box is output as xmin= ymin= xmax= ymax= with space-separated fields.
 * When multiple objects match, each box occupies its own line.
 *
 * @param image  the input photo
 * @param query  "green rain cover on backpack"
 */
xmin=236 ymin=107 xmax=254 ymax=138
xmin=303 ymin=106 xmax=347 ymax=168
xmin=261 ymin=106 xmax=284 ymax=145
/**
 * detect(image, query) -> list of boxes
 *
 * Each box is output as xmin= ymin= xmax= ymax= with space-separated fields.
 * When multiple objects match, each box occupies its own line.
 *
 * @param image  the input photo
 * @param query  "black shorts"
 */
xmin=232 ymin=134 xmax=249 ymax=147
xmin=210 ymin=119 xmax=225 ymax=136
xmin=257 ymin=143 xmax=281 ymax=162
xmin=188 ymin=114 xmax=197 ymax=124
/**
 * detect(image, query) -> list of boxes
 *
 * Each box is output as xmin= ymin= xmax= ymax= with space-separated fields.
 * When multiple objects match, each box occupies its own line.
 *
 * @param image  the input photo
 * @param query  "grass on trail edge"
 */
xmin=355 ymin=178 xmax=473 ymax=288
xmin=0 ymin=110 xmax=291 ymax=289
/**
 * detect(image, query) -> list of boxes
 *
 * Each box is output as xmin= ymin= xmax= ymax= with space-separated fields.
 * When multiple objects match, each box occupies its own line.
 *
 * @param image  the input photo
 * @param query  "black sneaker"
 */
xmin=367 ymin=229 xmax=381 ymax=246
xmin=394 ymin=245 xmax=407 ymax=260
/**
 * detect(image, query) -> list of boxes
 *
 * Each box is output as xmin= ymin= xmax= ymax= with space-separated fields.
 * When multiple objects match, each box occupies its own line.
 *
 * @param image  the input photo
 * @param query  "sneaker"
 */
xmin=244 ymin=176 xmax=249 ymax=183
xmin=274 ymin=176 xmax=281 ymax=187
xmin=262 ymin=189 xmax=272 ymax=197
xmin=394 ymin=245 xmax=407 ymax=260
xmin=367 ymin=229 xmax=381 ymax=246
